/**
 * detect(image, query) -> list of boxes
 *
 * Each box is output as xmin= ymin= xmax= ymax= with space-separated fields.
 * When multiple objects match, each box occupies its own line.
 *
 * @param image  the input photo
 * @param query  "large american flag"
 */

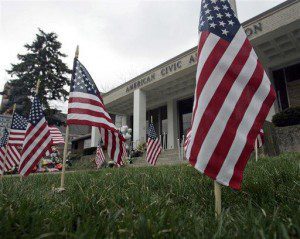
xmin=186 ymin=0 xmax=276 ymax=189
xmin=146 ymin=123 xmax=162 ymax=165
xmin=49 ymin=126 xmax=65 ymax=145
xmin=95 ymin=141 xmax=105 ymax=168
xmin=67 ymin=58 xmax=126 ymax=165
xmin=0 ymin=128 xmax=9 ymax=174
xmin=19 ymin=97 xmax=53 ymax=176
xmin=7 ymin=113 xmax=27 ymax=146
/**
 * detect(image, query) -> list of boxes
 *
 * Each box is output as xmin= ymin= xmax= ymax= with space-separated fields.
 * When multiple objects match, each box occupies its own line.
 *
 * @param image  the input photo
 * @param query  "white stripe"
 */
xmin=195 ymin=48 xmax=257 ymax=171
xmin=187 ymin=27 xmax=246 ymax=159
xmin=68 ymin=102 xmax=111 ymax=119
xmin=216 ymin=74 xmax=272 ymax=185
xmin=67 ymin=114 xmax=117 ymax=130
xmin=20 ymin=136 xmax=52 ymax=176
xmin=69 ymin=91 xmax=102 ymax=103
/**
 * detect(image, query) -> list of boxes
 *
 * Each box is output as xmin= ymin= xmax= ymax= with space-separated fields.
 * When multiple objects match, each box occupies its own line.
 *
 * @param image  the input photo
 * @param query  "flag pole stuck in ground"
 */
xmin=57 ymin=45 xmax=79 ymax=192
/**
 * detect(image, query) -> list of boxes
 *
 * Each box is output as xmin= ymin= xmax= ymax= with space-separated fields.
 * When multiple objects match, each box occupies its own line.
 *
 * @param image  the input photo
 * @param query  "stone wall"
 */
xmin=274 ymin=124 xmax=300 ymax=153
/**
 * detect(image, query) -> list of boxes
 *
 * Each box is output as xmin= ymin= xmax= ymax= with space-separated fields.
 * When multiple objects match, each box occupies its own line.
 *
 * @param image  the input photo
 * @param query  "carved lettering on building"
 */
xmin=126 ymin=73 xmax=156 ymax=92
xmin=245 ymin=22 xmax=262 ymax=37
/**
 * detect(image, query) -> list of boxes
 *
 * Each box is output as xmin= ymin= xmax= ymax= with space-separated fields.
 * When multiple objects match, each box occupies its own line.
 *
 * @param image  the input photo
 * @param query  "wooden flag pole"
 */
xmin=214 ymin=181 xmax=222 ymax=218
xmin=255 ymin=138 xmax=258 ymax=162
xmin=57 ymin=45 xmax=79 ymax=192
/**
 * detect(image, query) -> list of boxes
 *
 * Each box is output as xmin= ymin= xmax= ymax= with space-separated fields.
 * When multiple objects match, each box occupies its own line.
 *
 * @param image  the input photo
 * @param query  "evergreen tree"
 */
xmin=5 ymin=28 xmax=71 ymax=124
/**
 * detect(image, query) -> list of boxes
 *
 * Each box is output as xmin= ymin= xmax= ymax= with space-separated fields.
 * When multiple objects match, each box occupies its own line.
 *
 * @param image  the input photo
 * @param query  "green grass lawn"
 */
xmin=0 ymin=153 xmax=299 ymax=238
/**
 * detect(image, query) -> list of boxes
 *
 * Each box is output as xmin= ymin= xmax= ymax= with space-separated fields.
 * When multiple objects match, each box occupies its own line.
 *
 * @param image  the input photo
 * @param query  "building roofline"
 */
xmin=103 ymin=0 xmax=296 ymax=97
xmin=242 ymin=0 xmax=297 ymax=26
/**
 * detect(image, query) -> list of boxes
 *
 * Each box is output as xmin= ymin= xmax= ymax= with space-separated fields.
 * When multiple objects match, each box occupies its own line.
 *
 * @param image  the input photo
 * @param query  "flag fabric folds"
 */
xmin=99 ymin=127 xmax=126 ymax=166
xmin=0 ymin=128 xmax=9 ymax=174
xmin=67 ymin=58 xmax=126 ymax=165
xmin=7 ymin=113 xmax=28 ymax=146
xmin=49 ymin=126 xmax=65 ymax=145
xmin=5 ymin=145 xmax=21 ymax=171
xmin=186 ymin=0 xmax=276 ymax=189
xmin=19 ymin=97 xmax=53 ymax=176
xmin=146 ymin=123 xmax=162 ymax=165
xmin=95 ymin=141 xmax=105 ymax=168
xmin=184 ymin=129 xmax=191 ymax=153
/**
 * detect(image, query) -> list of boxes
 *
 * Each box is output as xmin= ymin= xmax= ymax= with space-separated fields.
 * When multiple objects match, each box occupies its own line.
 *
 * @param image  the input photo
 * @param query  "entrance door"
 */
xmin=178 ymin=97 xmax=193 ymax=138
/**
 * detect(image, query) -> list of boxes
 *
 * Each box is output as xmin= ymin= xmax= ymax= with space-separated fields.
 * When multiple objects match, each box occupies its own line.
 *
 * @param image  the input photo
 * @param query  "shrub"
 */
xmin=272 ymin=107 xmax=300 ymax=127
xmin=83 ymin=147 xmax=97 ymax=155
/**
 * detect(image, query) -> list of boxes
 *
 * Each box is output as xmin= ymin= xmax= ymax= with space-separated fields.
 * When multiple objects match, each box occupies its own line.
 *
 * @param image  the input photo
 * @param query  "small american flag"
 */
xmin=67 ymin=58 xmax=126 ymax=165
xmin=67 ymin=59 xmax=117 ymax=132
xmin=184 ymin=129 xmax=191 ymax=153
xmin=7 ymin=113 xmax=27 ymax=146
xmin=146 ymin=123 xmax=162 ymax=165
xmin=100 ymin=127 xmax=126 ymax=166
xmin=5 ymin=145 xmax=21 ymax=171
xmin=95 ymin=141 xmax=105 ymax=168
xmin=19 ymin=97 xmax=53 ymax=176
xmin=0 ymin=128 xmax=9 ymax=174
xmin=256 ymin=129 xmax=264 ymax=148
xmin=186 ymin=0 xmax=276 ymax=189
xmin=49 ymin=126 xmax=65 ymax=145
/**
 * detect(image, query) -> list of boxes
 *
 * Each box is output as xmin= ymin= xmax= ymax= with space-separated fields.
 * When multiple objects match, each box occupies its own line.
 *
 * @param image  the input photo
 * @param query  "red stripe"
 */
xmin=69 ymin=96 xmax=105 ymax=109
xmin=68 ymin=108 xmax=113 ymax=124
xmin=191 ymin=38 xmax=230 ymax=129
xmin=204 ymin=61 xmax=264 ymax=179
xmin=197 ymin=31 xmax=210 ymax=62
xmin=229 ymin=87 xmax=276 ymax=189
xmin=189 ymin=39 xmax=252 ymax=167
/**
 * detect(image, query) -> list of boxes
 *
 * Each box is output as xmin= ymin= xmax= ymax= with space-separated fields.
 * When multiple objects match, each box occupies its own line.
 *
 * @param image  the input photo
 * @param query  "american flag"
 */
xmin=7 ymin=113 xmax=27 ymax=146
xmin=68 ymin=58 xmax=126 ymax=165
xmin=0 ymin=128 xmax=9 ymax=174
xmin=256 ymin=129 xmax=264 ymax=148
xmin=19 ymin=97 xmax=53 ymax=176
xmin=67 ymin=59 xmax=117 ymax=131
xmin=95 ymin=141 xmax=105 ymax=168
xmin=184 ymin=129 xmax=191 ymax=153
xmin=146 ymin=123 xmax=162 ymax=165
xmin=186 ymin=0 xmax=276 ymax=189
xmin=100 ymin=127 xmax=126 ymax=166
xmin=49 ymin=126 xmax=65 ymax=145
xmin=5 ymin=145 xmax=21 ymax=171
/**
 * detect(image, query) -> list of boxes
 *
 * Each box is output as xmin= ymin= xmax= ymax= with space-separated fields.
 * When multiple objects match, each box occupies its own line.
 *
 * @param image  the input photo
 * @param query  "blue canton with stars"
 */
xmin=199 ymin=0 xmax=240 ymax=42
xmin=148 ymin=123 xmax=158 ymax=140
xmin=70 ymin=59 xmax=100 ymax=96
xmin=0 ymin=128 xmax=9 ymax=147
xmin=11 ymin=113 xmax=28 ymax=130
xmin=29 ymin=97 xmax=45 ymax=126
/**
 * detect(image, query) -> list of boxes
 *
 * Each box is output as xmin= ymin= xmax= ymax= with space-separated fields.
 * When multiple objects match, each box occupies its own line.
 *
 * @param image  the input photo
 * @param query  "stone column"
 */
xmin=167 ymin=100 xmax=178 ymax=149
xmin=122 ymin=115 xmax=128 ymax=126
xmin=91 ymin=126 xmax=100 ymax=147
xmin=133 ymin=89 xmax=146 ymax=147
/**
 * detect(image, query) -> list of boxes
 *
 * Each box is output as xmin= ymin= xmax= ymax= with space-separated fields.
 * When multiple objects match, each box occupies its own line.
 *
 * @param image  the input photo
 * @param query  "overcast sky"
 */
xmin=0 ymin=0 xmax=285 ymax=112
